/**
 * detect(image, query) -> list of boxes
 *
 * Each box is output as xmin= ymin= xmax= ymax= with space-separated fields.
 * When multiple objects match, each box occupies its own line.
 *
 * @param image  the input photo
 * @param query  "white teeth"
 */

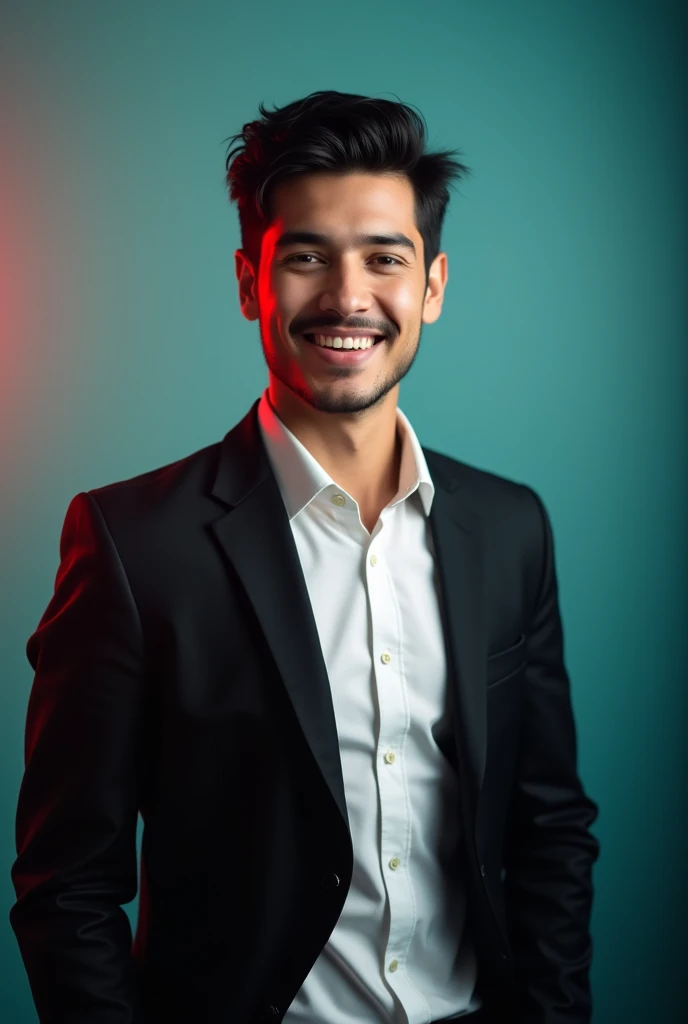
xmin=314 ymin=334 xmax=376 ymax=350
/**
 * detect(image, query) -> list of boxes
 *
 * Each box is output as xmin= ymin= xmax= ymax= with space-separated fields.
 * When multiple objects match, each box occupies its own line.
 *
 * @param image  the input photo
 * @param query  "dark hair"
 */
xmin=224 ymin=90 xmax=470 ymax=285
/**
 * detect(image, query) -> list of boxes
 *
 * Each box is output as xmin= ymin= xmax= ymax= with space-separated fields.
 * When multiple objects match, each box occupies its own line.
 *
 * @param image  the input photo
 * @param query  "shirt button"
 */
xmin=389 ymin=959 xmax=399 ymax=972
xmin=331 ymin=493 xmax=346 ymax=507
xmin=389 ymin=857 xmax=401 ymax=870
xmin=383 ymin=751 xmax=396 ymax=764
xmin=380 ymin=651 xmax=392 ymax=665
xmin=369 ymin=553 xmax=377 ymax=566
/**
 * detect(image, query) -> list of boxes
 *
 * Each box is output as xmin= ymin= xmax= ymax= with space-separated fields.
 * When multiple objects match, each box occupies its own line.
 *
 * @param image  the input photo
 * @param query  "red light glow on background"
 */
xmin=0 ymin=56 xmax=82 ymax=512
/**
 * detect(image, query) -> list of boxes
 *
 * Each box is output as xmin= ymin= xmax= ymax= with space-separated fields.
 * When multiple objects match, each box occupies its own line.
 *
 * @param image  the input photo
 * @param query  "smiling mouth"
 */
xmin=302 ymin=333 xmax=385 ymax=350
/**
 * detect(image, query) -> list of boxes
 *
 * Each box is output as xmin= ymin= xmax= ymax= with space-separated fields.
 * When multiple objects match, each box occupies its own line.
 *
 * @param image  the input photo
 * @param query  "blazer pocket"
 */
xmin=486 ymin=633 xmax=527 ymax=688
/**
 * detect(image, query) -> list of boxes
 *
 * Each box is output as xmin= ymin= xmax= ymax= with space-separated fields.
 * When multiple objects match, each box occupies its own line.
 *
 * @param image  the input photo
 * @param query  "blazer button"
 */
xmin=320 ymin=871 xmax=341 ymax=890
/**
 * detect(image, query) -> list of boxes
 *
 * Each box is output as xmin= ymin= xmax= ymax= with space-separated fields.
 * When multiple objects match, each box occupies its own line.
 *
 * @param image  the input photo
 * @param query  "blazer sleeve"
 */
xmin=10 ymin=492 xmax=145 ymax=1023
xmin=502 ymin=488 xmax=601 ymax=1024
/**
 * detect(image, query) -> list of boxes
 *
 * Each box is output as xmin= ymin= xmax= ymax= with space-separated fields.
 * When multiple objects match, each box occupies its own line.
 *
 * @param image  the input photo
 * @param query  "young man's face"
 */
xmin=235 ymin=171 xmax=447 ymax=415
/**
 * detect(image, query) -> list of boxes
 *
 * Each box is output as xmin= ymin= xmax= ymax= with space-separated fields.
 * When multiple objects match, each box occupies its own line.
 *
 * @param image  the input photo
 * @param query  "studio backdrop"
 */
xmin=1 ymin=1 xmax=685 ymax=1021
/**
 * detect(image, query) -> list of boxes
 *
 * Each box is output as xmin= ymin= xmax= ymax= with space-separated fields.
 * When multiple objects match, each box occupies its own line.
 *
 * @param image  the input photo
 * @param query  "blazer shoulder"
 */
xmin=82 ymin=402 xmax=259 ymax=530
xmin=423 ymin=445 xmax=551 ymax=565
xmin=423 ymin=445 xmax=543 ymax=508
xmin=82 ymin=438 xmax=224 ymax=531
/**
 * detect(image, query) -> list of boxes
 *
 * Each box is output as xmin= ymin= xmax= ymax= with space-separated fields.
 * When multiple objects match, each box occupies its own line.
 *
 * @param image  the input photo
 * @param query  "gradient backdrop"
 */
xmin=1 ymin=1 xmax=686 ymax=1020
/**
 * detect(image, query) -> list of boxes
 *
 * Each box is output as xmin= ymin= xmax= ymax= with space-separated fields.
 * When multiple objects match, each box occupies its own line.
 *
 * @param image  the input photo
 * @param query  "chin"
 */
xmin=304 ymin=379 xmax=397 ymax=416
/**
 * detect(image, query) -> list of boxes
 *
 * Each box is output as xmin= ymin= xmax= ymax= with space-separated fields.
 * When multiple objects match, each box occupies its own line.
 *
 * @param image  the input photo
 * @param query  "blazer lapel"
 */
xmin=426 ymin=454 xmax=487 ymax=821
xmin=208 ymin=402 xmax=349 ymax=829
xmin=206 ymin=407 xmax=486 ymax=835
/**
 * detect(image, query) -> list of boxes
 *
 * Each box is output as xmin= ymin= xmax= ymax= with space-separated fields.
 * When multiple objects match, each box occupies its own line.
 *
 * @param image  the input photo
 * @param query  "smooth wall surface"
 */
xmin=1 ymin=1 xmax=686 ymax=1019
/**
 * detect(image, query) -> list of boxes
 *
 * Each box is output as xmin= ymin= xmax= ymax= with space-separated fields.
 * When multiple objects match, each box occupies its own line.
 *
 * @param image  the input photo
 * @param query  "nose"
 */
xmin=318 ymin=257 xmax=372 ymax=317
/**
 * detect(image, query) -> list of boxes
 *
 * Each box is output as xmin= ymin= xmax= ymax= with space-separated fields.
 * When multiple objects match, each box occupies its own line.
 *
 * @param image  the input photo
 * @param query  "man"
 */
xmin=10 ymin=91 xmax=600 ymax=1024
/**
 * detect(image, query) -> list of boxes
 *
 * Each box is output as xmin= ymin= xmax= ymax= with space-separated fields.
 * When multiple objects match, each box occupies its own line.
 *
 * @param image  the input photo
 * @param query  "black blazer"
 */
xmin=10 ymin=400 xmax=600 ymax=1024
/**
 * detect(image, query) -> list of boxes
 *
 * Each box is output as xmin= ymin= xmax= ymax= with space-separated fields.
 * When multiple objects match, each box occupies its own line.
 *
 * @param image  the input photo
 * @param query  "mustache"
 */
xmin=293 ymin=319 xmax=392 ymax=336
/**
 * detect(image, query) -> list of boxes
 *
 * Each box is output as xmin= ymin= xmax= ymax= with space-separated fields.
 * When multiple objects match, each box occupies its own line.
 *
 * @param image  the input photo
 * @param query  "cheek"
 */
xmin=257 ymin=266 xmax=279 ymax=328
xmin=389 ymin=280 xmax=424 ymax=327
xmin=263 ymin=272 xmax=311 ymax=336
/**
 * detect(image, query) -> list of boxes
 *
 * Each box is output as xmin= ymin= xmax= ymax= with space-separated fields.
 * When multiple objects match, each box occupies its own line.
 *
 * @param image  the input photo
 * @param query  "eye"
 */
xmin=373 ymin=255 xmax=402 ymax=266
xmin=284 ymin=254 xmax=321 ymax=264
xmin=284 ymin=254 xmax=403 ymax=266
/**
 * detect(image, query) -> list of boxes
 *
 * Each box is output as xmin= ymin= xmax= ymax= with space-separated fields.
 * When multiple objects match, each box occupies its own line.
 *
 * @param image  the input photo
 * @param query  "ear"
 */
xmin=421 ymin=252 xmax=448 ymax=325
xmin=234 ymin=249 xmax=259 ymax=321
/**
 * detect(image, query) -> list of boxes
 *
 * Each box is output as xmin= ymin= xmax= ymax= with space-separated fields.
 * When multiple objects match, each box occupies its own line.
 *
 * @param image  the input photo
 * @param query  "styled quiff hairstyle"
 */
xmin=224 ymin=90 xmax=470 ymax=285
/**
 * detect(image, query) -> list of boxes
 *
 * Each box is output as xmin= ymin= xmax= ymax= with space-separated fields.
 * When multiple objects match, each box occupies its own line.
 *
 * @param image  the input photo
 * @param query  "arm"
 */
xmin=10 ymin=492 xmax=145 ymax=1023
xmin=503 ymin=489 xmax=600 ymax=1024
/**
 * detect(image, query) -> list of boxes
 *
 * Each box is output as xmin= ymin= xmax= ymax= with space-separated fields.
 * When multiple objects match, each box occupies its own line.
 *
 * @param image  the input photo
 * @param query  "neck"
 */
xmin=267 ymin=378 xmax=402 ymax=525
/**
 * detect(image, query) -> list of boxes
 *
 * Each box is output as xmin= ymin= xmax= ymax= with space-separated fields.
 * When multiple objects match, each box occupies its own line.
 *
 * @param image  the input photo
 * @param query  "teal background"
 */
xmin=1 ymin=1 xmax=686 ymax=1019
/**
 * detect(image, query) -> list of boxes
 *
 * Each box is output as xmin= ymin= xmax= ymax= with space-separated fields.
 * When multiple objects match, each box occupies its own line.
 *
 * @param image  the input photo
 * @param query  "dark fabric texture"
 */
xmin=10 ymin=400 xmax=600 ymax=1024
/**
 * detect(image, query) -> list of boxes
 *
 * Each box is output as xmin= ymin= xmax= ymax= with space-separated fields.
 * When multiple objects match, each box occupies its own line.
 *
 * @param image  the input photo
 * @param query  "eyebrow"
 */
xmin=274 ymin=230 xmax=416 ymax=258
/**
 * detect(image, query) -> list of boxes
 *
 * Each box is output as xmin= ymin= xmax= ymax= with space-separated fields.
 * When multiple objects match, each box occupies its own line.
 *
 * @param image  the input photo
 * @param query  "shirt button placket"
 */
xmin=369 ymin=535 xmax=405 ymax=997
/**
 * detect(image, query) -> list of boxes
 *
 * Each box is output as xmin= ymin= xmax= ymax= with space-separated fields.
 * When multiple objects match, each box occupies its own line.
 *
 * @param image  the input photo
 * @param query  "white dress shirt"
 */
xmin=257 ymin=390 xmax=480 ymax=1024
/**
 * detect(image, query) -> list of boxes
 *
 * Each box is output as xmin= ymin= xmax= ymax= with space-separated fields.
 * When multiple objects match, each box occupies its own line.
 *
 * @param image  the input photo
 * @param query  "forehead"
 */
xmin=268 ymin=171 xmax=418 ymax=233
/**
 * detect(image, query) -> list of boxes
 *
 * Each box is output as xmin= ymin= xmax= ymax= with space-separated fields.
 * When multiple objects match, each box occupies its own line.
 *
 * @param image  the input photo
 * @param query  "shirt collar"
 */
xmin=257 ymin=388 xmax=435 ymax=521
